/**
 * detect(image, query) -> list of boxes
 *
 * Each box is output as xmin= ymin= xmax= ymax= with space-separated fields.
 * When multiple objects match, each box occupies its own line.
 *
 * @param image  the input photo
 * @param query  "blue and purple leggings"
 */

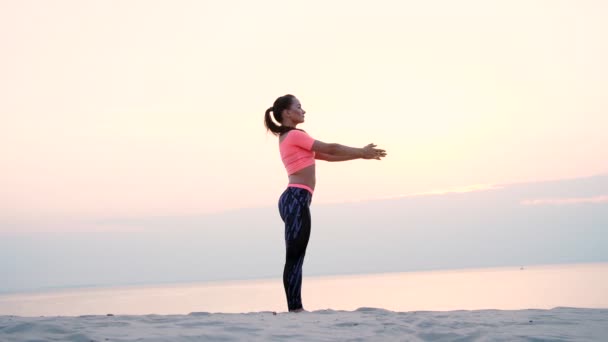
xmin=278 ymin=186 xmax=313 ymax=312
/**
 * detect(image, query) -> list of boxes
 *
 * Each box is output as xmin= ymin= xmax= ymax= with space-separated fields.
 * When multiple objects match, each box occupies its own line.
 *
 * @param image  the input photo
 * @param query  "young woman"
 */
xmin=264 ymin=94 xmax=387 ymax=313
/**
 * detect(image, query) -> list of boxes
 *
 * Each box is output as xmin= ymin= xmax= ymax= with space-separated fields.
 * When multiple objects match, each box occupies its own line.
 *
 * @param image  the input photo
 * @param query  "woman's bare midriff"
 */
xmin=288 ymin=164 xmax=316 ymax=190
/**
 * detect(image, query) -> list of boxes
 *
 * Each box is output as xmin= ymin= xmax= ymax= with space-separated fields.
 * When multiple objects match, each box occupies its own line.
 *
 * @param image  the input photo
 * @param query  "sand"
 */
xmin=1 ymin=307 xmax=607 ymax=341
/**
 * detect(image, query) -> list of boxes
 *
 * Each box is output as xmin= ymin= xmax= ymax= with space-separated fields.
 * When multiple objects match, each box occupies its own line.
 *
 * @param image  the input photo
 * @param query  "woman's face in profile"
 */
xmin=286 ymin=98 xmax=306 ymax=124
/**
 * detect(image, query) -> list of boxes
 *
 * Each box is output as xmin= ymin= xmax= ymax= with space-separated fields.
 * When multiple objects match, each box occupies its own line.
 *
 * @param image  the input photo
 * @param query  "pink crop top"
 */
xmin=279 ymin=130 xmax=316 ymax=175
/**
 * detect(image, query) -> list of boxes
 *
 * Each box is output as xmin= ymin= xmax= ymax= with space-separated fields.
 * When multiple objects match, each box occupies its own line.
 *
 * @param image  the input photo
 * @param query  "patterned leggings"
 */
xmin=278 ymin=186 xmax=313 ymax=311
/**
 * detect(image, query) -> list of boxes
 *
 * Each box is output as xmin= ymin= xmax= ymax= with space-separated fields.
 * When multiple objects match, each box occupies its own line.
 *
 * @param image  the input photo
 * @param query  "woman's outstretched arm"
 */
xmin=312 ymin=141 xmax=386 ymax=160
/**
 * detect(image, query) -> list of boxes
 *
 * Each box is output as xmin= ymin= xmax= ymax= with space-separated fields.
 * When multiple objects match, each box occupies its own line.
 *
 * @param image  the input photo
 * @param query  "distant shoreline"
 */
xmin=3 ymin=260 xmax=607 ymax=296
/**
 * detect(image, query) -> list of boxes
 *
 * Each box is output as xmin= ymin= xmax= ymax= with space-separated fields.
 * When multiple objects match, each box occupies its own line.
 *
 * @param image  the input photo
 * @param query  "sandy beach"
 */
xmin=1 ymin=307 xmax=607 ymax=341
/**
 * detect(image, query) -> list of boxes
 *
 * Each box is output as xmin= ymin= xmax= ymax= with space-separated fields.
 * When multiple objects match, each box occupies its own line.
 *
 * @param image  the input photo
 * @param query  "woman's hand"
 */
xmin=362 ymin=143 xmax=387 ymax=160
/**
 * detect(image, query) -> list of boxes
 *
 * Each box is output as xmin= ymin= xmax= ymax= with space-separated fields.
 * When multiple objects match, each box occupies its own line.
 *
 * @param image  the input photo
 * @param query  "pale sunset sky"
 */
xmin=1 ymin=0 xmax=607 ymax=232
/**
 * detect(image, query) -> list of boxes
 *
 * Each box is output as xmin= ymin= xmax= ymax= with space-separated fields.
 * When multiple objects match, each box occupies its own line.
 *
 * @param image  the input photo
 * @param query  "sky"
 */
xmin=1 ymin=0 xmax=608 ymax=231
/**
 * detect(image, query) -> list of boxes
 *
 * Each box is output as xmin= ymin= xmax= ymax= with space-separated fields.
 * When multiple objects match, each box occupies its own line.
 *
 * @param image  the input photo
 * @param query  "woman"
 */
xmin=264 ymin=94 xmax=387 ymax=313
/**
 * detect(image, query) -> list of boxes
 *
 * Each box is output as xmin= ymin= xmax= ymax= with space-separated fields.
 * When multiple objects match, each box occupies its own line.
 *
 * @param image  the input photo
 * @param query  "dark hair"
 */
xmin=264 ymin=94 xmax=301 ymax=136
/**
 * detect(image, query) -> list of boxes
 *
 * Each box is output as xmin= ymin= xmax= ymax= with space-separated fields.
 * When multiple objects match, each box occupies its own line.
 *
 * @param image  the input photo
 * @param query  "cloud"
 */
xmin=320 ymin=184 xmax=504 ymax=204
xmin=521 ymin=195 xmax=608 ymax=206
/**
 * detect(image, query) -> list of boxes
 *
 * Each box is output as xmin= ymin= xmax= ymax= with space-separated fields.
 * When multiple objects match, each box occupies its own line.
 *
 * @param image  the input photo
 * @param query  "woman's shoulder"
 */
xmin=291 ymin=128 xmax=310 ymax=136
xmin=279 ymin=128 xmax=313 ymax=145
xmin=281 ymin=128 xmax=310 ymax=138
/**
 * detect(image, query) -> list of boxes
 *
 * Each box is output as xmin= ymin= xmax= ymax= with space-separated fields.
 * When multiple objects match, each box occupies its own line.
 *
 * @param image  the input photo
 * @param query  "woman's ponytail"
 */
xmin=264 ymin=107 xmax=283 ymax=136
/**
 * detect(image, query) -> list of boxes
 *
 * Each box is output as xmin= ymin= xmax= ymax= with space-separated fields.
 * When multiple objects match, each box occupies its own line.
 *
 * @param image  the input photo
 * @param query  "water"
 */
xmin=1 ymin=262 xmax=606 ymax=316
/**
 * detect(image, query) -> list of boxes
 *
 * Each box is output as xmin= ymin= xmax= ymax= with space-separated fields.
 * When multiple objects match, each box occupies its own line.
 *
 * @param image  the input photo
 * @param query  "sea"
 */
xmin=1 ymin=262 xmax=606 ymax=316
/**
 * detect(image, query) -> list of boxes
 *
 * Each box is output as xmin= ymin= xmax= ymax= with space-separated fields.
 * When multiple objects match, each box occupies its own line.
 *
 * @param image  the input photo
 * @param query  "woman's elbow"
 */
xmin=312 ymin=141 xmax=340 ymax=155
xmin=326 ymin=143 xmax=340 ymax=155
